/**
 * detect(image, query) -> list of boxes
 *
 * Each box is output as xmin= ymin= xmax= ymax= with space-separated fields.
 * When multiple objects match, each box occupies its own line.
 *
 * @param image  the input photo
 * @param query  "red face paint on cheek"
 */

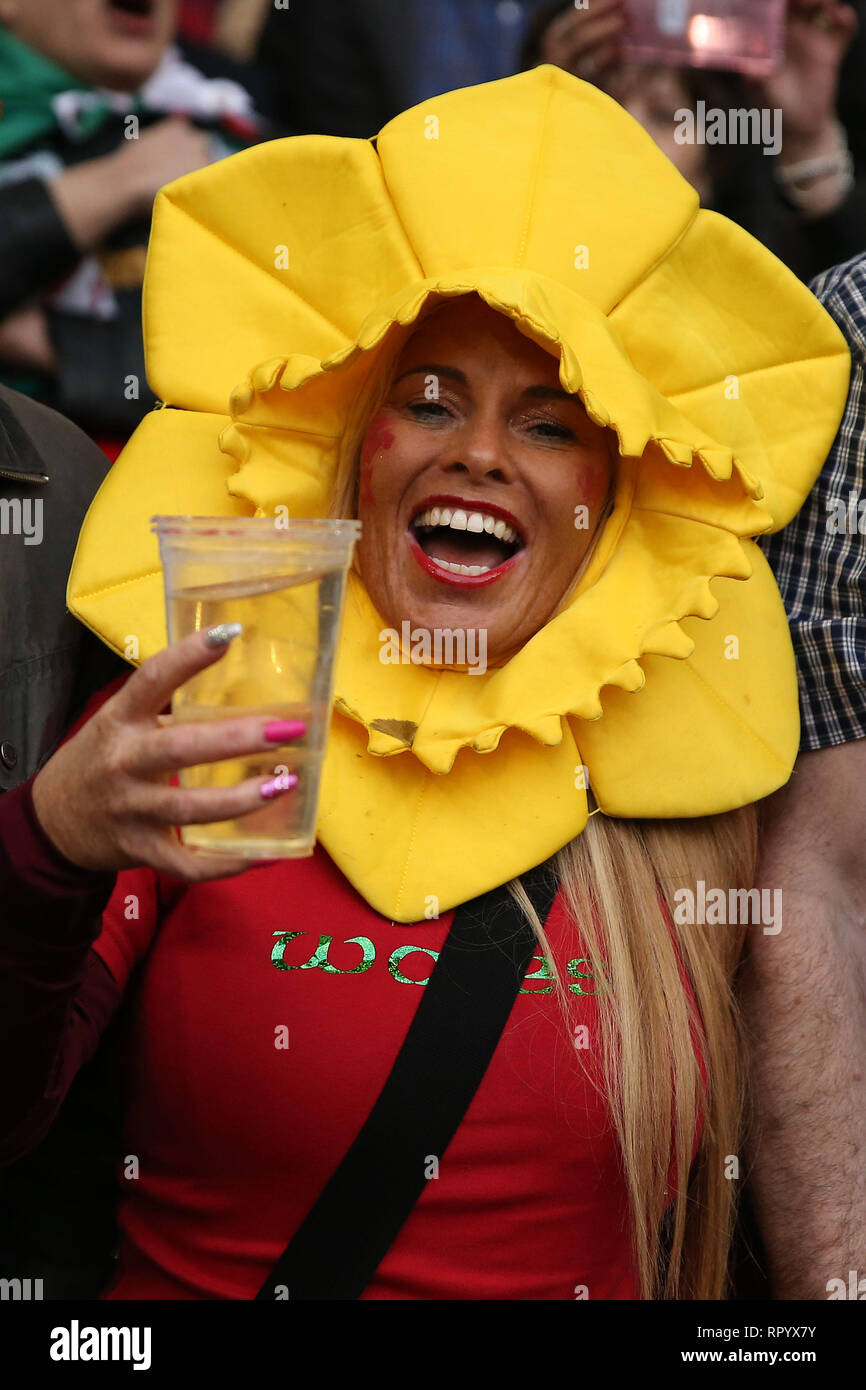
xmin=360 ymin=413 xmax=395 ymax=508
xmin=576 ymin=456 xmax=611 ymax=512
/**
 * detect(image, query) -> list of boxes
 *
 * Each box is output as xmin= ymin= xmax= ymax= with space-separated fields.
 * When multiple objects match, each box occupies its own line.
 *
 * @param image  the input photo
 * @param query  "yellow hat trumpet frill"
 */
xmin=67 ymin=65 xmax=850 ymax=921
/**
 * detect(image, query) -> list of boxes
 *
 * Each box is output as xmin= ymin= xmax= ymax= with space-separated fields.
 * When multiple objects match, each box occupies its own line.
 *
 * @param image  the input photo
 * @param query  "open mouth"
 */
xmin=408 ymin=496 xmax=525 ymax=583
xmin=106 ymin=0 xmax=157 ymax=29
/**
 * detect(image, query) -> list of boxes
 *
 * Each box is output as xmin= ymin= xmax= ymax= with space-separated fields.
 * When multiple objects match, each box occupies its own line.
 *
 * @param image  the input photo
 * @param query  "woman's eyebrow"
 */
xmin=392 ymin=364 xmax=467 ymax=386
xmin=391 ymin=371 xmax=575 ymax=402
xmin=522 ymin=385 xmax=576 ymax=403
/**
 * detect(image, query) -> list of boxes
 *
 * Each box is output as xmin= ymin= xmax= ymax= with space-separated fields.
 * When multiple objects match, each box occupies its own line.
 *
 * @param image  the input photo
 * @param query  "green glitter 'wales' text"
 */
xmin=271 ymin=931 xmax=599 ymax=993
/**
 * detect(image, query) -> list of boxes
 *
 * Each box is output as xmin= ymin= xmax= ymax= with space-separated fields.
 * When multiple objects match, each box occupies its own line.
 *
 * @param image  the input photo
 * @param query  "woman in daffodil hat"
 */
xmin=19 ymin=66 xmax=850 ymax=1300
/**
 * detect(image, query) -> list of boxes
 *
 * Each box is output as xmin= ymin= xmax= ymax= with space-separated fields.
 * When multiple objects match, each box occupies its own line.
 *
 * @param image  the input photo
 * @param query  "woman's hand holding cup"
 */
xmin=31 ymin=625 xmax=302 ymax=881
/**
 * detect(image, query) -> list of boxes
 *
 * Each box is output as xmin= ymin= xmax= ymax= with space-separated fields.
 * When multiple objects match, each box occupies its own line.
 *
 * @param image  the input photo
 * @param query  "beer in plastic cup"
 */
xmin=151 ymin=515 xmax=361 ymax=858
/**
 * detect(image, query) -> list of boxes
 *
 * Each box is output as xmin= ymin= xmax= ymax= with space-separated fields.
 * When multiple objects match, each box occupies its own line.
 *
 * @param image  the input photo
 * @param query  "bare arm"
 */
xmin=45 ymin=149 xmax=140 ymax=254
xmin=741 ymin=739 xmax=866 ymax=1297
xmin=47 ymin=118 xmax=213 ymax=253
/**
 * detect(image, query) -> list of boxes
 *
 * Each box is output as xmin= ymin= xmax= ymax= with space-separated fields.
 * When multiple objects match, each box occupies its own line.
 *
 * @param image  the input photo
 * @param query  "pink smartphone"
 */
xmin=621 ymin=0 xmax=788 ymax=76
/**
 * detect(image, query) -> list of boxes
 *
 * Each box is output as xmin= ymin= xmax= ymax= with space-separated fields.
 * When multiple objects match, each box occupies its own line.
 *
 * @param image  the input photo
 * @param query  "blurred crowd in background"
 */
xmin=0 ymin=0 xmax=863 ymax=461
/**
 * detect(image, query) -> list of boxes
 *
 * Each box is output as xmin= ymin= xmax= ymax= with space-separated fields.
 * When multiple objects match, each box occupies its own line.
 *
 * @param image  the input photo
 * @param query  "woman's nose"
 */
xmin=442 ymin=415 xmax=513 ymax=484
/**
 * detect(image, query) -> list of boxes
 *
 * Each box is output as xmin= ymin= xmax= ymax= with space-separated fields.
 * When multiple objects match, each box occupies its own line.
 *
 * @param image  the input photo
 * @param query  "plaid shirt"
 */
xmin=760 ymin=253 xmax=866 ymax=750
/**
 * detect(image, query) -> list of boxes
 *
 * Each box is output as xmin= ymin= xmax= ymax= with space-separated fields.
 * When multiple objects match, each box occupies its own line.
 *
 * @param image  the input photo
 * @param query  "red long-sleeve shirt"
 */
xmin=0 ymin=770 xmax=120 ymax=1165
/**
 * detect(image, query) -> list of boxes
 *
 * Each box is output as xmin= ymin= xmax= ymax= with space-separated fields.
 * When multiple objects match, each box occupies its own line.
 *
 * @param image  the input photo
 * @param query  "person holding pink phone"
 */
xmin=524 ymin=0 xmax=864 ymax=282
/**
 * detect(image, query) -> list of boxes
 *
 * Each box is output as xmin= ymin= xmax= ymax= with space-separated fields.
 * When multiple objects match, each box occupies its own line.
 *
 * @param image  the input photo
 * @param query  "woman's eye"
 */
xmin=525 ymin=418 xmax=576 ymax=441
xmin=405 ymin=400 xmax=452 ymax=422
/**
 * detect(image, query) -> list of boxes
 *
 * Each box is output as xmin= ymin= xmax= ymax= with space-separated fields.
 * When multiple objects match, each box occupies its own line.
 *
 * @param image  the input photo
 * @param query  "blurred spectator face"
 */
xmin=0 ymin=0 xmax=177 ymax=90
xmin=601 ymin=63 xmax=711 ymax=200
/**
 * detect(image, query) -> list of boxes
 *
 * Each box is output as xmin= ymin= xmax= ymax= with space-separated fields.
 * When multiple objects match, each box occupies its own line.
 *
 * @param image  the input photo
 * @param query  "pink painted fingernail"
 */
xmin=260 ymin=772 xmax=298 ymax=800
xmin=264 ymin=720 xmax=307 ymax=742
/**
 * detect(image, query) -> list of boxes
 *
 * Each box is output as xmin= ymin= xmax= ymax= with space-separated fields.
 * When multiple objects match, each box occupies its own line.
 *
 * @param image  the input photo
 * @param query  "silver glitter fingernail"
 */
xmin=204 ymin=622 xmax=243 ymax=648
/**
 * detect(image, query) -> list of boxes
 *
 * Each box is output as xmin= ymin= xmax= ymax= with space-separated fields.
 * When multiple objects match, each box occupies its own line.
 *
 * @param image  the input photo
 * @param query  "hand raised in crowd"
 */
xmin=31 ymin=629 xmax=303 ymax=882
xmin=753 ymin=0 xmax=858 ymax=215
xmin=538 ymin=0 xmax=628 ymax=81
xmin=752 ymin=0 xmax=857 ymax=154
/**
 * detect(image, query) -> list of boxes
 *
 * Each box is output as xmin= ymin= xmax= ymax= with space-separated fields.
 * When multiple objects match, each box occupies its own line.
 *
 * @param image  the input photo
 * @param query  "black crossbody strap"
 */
xmin=256 ymin=860 xmax=559 ymax=1300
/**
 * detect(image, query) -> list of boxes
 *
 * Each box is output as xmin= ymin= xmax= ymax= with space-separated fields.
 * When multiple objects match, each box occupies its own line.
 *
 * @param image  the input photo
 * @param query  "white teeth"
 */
xmin=411 ymin=504 xmax=523 ymax=544
xmin=429 ymin=556 xmax=491 ymax=576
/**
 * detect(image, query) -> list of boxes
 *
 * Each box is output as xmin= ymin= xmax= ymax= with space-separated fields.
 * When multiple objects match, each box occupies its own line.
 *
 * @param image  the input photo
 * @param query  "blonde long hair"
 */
xmin=514 ymin=809 xmax=756 ymax=1300
xmin=328 ymin=305 xmax=756 ymax=1299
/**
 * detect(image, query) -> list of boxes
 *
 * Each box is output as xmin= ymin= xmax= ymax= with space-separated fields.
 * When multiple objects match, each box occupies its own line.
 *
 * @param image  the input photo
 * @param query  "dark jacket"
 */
xmin=0 ymin=385 xmax=127 ymax=788
xmin=0 ymin=385 xmax=128 ymax=1297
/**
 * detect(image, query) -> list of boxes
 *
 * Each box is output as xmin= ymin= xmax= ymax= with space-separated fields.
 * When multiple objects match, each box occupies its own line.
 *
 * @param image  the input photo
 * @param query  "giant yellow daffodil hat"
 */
xmin=68 ymin=66 xmax=849 ymax=921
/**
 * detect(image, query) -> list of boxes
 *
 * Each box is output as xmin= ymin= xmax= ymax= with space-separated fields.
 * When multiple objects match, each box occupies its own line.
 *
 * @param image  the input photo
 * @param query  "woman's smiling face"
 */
xmin=356 ymin=295 xmax=614 ymax=664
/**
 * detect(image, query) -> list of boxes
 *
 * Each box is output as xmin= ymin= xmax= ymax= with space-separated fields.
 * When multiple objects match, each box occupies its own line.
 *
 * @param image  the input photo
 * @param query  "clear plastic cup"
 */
xmin=151 ymin=515 xmax=361 ymax=858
